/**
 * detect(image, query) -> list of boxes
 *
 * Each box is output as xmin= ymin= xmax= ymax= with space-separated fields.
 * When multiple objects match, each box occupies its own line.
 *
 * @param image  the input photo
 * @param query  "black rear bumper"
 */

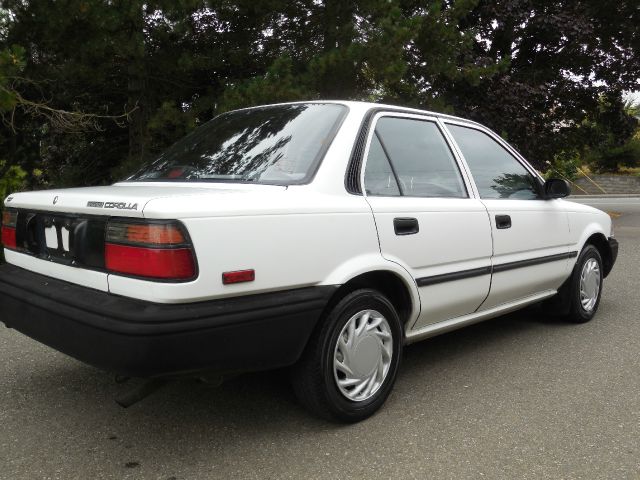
xmin=0 ymin=264 xmax=335 ymax=378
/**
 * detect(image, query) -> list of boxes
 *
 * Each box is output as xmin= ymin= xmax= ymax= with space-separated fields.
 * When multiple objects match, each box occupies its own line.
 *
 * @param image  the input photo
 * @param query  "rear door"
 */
xmin=444 ymin=121 xmax=572 ymax=310
xmin=362 ymin=112 xmax=493 ymax=329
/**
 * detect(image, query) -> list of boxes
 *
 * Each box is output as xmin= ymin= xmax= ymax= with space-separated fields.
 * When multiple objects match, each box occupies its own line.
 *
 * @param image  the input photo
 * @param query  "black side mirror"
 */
xmin=543 ymin=178 xmax=571 ymax=199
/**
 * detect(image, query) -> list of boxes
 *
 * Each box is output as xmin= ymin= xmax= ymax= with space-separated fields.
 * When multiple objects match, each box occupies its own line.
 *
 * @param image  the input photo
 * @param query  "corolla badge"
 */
xmin=86 ymin=201 xmax=138 ymax=210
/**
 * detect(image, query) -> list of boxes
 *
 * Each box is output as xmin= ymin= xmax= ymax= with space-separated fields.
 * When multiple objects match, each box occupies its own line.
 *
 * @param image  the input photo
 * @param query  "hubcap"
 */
xmin=333 ymin=309 xmax=393 ymax=402
xmin=579 ymin=257 xmax=601 ymax=312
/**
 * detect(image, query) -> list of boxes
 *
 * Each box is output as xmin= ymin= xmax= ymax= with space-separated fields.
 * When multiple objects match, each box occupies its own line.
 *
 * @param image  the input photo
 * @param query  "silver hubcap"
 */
xmin=333 ymin=309 xmax=393 ymax=402
xmin=580 ymin=258 xmax=601 ymax=312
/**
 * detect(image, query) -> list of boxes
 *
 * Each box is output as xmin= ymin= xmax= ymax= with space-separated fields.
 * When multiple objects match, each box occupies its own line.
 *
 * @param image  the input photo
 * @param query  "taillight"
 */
xmin=1 ymin=210 xmax=17 ymax=249
xmin=105 ymin=220 xmax=196 ymax=280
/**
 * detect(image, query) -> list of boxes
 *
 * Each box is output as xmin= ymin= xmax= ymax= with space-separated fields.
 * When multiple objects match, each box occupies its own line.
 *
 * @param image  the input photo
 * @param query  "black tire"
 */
xmin=559 ymin=244 xmax=604 ymax=323
xmin=291 ymin=289 xmax=403 ymax=422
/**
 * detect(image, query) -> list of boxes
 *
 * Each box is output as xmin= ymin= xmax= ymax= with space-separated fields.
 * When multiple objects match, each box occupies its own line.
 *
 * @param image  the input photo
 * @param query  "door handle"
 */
xmin=495 ymin=215 xmax=512 ymax=229
xmin=394 ymin=217 xmax=419 ymax=235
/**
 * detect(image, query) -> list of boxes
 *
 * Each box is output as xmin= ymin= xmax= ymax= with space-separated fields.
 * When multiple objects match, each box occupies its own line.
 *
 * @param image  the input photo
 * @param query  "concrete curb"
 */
xmin=569 ymin=194 xmax=640 ymax=199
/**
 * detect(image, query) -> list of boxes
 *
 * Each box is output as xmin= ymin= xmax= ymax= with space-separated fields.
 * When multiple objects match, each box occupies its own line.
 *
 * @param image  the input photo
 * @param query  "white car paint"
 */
xmin=2 ymin=100 xmax=613 ymax=341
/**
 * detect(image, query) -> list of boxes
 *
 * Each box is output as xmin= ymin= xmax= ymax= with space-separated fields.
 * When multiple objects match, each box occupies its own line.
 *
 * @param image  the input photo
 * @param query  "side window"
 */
xmin=364 ymin=134 xmax=401 ymax=196
xmin=364 ymin=116 xmax=467 ymax=198
xmin=447 ymin=124 xmax=540 ymax=200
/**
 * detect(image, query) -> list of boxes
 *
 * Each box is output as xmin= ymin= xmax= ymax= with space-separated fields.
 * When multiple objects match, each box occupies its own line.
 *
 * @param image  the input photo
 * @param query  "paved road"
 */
xmin=569 ymin=196 xmax=640 ymax=214
xmin=1 ymin=198 xmax=639 ymax=479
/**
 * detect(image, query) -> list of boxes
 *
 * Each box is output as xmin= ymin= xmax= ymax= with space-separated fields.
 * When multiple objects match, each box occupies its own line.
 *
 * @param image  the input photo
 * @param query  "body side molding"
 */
xmin=416 ymin=266 xmax=492 ymax=287
xmin=415 ymin=251 xmax=578 ymax=287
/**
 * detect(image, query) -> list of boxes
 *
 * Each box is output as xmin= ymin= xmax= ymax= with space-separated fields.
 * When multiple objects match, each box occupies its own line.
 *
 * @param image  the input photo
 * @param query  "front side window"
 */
xmin=363 ymin=116 xmax=467 ymax=198
xmin=447 ymin=124 xmax=540 ymax=200
xmin=128 ymin=103 xmax=347 ymax=185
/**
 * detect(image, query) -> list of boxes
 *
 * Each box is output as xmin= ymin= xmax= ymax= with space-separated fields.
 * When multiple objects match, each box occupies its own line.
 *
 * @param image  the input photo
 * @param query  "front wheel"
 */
xmin=560 ymin=244 xmax=604 ymax=323
xmin=291 ymin=289 xmax=403 ymax=422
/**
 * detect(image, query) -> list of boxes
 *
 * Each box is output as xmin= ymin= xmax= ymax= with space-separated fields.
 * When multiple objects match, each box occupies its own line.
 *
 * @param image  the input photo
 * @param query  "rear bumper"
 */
xmin=0 ymin=264 xmax=335 ymax=378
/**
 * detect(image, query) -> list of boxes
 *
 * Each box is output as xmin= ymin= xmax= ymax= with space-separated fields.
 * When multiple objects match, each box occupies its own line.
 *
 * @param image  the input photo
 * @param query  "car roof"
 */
xmin=227 ymin=100 xmax=485 ymax=129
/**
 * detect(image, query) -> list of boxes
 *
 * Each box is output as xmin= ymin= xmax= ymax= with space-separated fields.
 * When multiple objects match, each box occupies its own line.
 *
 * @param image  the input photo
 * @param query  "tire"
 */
xmin=291 ymin=289 xmax=403 ymax=422
xmin=559 ymin=244 xmax=604 ymax=323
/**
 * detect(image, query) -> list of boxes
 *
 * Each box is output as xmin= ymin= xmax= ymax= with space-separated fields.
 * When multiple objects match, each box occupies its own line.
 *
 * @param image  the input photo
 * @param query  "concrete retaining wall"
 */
xmin=571 ymin=174 xmax=640 ymax=195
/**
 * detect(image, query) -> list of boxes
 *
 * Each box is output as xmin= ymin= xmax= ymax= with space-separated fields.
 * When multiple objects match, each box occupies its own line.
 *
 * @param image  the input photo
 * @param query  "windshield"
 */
xmin=127 ymin=103 xmax=347 ymax=185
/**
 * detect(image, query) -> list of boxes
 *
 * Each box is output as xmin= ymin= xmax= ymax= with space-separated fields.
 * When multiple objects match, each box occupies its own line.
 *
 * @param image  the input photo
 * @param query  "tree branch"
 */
xmin=0 ymin=84 xmax=136 ymax=133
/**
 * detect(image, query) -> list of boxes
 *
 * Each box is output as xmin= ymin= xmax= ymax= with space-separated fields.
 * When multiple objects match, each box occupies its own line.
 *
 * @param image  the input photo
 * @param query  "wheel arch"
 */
xmin=322 ymin=270 xmax=419 ymax=329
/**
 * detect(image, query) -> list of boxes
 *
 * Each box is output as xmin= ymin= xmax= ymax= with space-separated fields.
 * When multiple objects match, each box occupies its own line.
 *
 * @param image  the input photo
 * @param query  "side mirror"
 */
xmin=543 ymin=178 xmax=571 ymax=199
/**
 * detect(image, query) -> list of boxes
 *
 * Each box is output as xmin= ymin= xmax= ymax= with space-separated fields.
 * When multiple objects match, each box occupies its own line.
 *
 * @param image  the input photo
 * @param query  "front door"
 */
xmin=362 ymin=113 xmax=493 ymax=329
xmin=445 ymin=122 xmax=572 ymax=310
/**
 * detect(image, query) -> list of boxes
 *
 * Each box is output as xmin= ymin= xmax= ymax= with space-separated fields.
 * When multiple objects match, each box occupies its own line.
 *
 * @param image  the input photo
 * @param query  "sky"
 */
xmin=624 ymin=91 xmax=640 ymax=104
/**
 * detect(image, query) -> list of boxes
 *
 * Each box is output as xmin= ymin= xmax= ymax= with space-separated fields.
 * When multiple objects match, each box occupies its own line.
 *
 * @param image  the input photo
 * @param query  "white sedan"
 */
xmin=0 ymin=101 xmax=618 ymax=421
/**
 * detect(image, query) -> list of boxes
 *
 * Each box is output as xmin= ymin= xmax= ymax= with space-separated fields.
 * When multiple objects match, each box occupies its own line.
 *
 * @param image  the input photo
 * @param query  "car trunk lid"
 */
xmin=2 ymin=183 xmax=285 ymax=289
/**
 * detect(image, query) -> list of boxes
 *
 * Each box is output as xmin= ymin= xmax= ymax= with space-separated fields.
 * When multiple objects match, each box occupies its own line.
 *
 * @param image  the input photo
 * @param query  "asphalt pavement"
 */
xmin=1 ymin=197 xmax=639 ymax=479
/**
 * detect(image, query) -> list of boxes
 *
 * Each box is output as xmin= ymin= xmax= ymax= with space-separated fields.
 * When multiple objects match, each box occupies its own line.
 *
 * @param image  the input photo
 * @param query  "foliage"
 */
xmin=438 ymin=1 xmax=640 ymax=167
xmin=0 ymin=0 xmax=638 ymax=188
xmin=587 ymin=137 xmax=640 ymax=174
xmin=544 ymin=150 xmax=582 ymax=181
xmin=0 ymin=160 xmax=27 ymax=200
xmin=583 ymin=94 xmax=640 ymax=173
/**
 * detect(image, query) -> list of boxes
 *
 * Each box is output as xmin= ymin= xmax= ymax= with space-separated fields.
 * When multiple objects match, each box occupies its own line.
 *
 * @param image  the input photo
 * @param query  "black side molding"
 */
xmin=492 ymin=251 xmax=578 ymax=273
xmin=415 ymin=251 xmax=578 ymax=287
xmin=416 ymin=266 xmax=492 ymax=287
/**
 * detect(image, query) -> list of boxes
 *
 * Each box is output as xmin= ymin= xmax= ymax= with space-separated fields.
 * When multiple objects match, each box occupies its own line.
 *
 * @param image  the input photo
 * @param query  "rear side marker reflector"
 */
xmin=222 ymin=269 xmax=255 ymax=285
xmin=105 ymin=243 xmax=196 ymax=280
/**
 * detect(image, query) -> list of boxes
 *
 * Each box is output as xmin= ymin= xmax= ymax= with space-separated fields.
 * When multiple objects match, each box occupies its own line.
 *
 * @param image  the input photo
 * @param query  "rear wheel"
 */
xmin=559 ymin=244 xmax=604 ymax=323
xmin=292 ymin=289 xmax=403 ymax=422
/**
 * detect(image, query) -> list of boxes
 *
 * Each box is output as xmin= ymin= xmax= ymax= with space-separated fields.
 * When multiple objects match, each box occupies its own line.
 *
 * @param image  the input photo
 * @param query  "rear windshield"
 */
xmin=127 ymin=103 xmax=347 ymax=185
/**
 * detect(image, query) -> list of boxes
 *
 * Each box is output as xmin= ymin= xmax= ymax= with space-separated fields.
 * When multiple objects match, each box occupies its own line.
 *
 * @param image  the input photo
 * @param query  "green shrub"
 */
xmin=588 ymin=137 xmax=640 ymax=173
xmin=544 ymin=150 xmax=582 ymax=181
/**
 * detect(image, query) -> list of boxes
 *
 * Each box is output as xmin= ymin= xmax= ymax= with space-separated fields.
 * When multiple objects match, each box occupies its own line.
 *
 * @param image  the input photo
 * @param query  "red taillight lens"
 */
xmin=105 ymin=220 xmax=196 ymax=280
xmin=1 ymin=210 xmax=17 ymax=249
xmin=105 ymin=244 xmax=195 ymax=279
xmin=1 ymin=226 xmax=16 ymax=249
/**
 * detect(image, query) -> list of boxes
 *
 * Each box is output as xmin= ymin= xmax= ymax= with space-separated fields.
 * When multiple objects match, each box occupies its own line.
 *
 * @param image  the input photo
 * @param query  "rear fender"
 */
xmin=321 ymin=253 xmax=421 ymax=324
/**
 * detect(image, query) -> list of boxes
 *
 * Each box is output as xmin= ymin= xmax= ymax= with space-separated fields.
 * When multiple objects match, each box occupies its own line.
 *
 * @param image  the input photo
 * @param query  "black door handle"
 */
xmin=495 ymin=214 xmax=512 ymax=229
xmin=394 ymin=217 xmax=419 ymax=235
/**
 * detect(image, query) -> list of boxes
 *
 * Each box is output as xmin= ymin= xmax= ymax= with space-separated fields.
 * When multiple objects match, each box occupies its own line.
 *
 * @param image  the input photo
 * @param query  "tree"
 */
xmin=439 ymin=0 xmax=640 ymax=168
xmin=1 ymin=0 xmax=639 ymax=188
